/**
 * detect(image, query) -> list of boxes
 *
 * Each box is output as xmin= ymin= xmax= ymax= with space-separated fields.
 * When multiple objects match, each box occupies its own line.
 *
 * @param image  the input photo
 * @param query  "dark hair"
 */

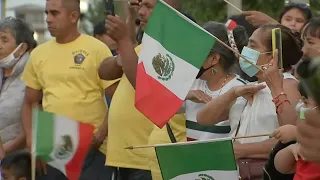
xmin=303 ymin=17 xmax=320 ymax=39
xmin=93 ymin=21 xmax=105 ymax=37
xmin=0 ymin=17 xmax=36 ymax=51
xmin=229 ymin=15 xmax=257 ymax=37
xmin=1 ymin=151 xmax=31 ymax=180
xmin=298 ymin=82 xmax=308 ymax=98
xmin=279 ymin=2 xmax=312 ymax=23
xmin=203 ymin=21 xmax=248 ymax=72
xmin=259 ymin=24 xmax=303 ymax=72
xmin=62 ymin=0 xmax=81 ymax=13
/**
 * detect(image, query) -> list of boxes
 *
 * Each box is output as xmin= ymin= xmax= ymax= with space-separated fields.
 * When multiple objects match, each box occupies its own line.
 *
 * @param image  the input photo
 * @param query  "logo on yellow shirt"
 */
xmin=70 ymin=50 xmax=89 ymax=70
xmin=74 ymin=54 xmax=86 ymax=64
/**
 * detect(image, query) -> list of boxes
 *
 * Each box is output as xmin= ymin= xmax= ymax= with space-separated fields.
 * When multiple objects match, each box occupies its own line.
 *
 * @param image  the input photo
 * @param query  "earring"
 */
xmin=211 ymin=67 xmax=217 ymax=75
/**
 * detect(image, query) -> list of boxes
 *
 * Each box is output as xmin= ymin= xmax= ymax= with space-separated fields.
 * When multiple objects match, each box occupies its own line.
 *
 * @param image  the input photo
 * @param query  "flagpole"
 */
xmin=31 ymin=153 xmax=36 ymax=180
xmin=125 ymin=133 xmax=272 ymax=149
xmin=224 ymin=0 xmax=243 ymax=13
xmin=0 ymin=135 xmax=5 ymax=158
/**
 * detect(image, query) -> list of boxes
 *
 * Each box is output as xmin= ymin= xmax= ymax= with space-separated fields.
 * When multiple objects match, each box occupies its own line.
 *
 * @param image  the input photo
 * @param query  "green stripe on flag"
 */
xmin=35 ymin=110 xmax=55 ymax=161
xmin=186 ymin=120 xmax=231 ymax=133
xmin=155 ymin=139 xmax=237 ymax=179
xmin=145 ymin=1 xmax=215 ymax=68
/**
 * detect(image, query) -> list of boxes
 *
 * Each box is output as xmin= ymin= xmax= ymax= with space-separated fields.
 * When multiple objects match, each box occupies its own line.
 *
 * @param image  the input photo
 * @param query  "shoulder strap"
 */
xmin=234 ymin=101 xmax=249 ymax=139
xmin=166 ymin=122 xmax=177 ymax=143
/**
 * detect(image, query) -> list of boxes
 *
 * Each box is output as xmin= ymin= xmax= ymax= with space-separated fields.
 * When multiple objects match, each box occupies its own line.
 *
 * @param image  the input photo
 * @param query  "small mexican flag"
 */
xmin=135 ymin=0 xmax=216 ymax=128
xmin=32 ymin=108 xmax=94 ymax=180
xmin=155 ymin=138 xmax=239 ymax=180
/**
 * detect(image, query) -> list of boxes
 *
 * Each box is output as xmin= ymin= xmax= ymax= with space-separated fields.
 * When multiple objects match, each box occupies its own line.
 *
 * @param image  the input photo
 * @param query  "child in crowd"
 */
xmin=1 ymin=151 xmax=31 ymax=180
xmin=273 ymin=83 xmax=320 ymax=180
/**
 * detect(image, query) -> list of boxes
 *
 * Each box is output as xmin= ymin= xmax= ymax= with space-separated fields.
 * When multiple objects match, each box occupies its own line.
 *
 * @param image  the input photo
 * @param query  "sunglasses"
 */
xmin=285 ymin=2 xmax=310 ymax=9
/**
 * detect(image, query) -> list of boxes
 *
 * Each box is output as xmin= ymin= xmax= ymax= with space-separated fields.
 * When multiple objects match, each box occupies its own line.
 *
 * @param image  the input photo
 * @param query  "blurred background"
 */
xmin=0 ymin=0 xmax=319 ymax=45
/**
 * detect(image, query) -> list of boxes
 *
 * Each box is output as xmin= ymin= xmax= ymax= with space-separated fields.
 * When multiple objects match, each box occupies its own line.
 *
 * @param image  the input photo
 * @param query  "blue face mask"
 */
xmin=239 ymin=46 xmax=261 ymax=77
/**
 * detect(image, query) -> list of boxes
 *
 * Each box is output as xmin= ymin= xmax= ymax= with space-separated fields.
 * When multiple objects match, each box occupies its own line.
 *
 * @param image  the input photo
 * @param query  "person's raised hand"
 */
xmin=242 ymin=11 xmax=279 ymax=27
xmin=272 ymin=124 xmax=297 ymax=144
xmin=233 ymin=84 xmax=266 ymax=104
xmin=128 ymin=0 xmax=140 ymax=18
xmin=263 ymin=49 xmax=284 ymax=95
xmin=105 ymin=15 xmax=130 ymax=43
xmin=186 ymin=90 xmax=212 ymax=104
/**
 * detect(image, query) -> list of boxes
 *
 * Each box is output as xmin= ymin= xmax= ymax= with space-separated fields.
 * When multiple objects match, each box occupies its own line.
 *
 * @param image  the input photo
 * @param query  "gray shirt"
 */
xmin=0 ymin=53 xmax=29 ymax=144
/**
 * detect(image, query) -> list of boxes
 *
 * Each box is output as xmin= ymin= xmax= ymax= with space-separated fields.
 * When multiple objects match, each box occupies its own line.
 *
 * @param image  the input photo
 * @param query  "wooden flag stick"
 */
xmin=224 ymin=0 xmax=243 ymax=13
xmin=125 ymin=133 xmax=272 ymax=150
xmin=32 ymin=153 xmax=36 ymax=180
xmin=0 ymin=136 xmax=5 ymax=158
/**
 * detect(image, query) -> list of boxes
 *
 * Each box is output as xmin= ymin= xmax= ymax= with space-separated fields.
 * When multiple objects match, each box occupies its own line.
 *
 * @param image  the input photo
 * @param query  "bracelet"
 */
xmin=276 ymin=99 xmax=291 ymax=114
xmin=272 ymin=92 xmax=287 ymax=105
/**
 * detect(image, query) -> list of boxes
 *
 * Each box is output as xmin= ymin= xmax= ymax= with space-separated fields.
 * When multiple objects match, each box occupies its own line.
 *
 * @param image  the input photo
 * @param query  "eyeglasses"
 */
xmin=285 ymin=2 xmax=310 ymax=9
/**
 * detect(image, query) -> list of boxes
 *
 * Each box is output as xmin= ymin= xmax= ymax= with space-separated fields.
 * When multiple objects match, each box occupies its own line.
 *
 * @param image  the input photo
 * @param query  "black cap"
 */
xmin=93 ymin=21 xmax=106 ymax=36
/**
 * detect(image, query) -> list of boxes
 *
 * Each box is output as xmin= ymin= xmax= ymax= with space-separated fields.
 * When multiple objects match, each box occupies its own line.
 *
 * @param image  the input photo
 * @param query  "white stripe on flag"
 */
xmin=48 ymin=115 xmax=80 ymax=175
xmin=170 ymin=170 xmax=239 ymax=180
xmin=139 ymin=34 xmax=200 ymax=100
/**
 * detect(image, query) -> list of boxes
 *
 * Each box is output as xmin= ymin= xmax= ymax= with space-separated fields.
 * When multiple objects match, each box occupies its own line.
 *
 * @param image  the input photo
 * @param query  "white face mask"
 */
xmin=0 ymin=44 xmax=23 ymax=69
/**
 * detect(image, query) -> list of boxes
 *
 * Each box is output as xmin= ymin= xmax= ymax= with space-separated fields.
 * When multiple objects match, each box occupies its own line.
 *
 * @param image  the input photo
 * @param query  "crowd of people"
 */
xmin=0 ymin=0 xmax=319 ymax=180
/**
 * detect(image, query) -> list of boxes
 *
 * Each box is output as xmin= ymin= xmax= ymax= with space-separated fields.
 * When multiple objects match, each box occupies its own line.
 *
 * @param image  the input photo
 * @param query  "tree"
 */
xmin=182 ymin=0 xmax=320 ymax=25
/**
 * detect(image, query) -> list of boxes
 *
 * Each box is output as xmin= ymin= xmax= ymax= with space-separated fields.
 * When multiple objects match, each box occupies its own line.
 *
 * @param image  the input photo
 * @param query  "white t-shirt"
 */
xmin=235 ymin=72 xmax=298 ymax=143
xmin=185 ymin=75 xmax=247 ymax=141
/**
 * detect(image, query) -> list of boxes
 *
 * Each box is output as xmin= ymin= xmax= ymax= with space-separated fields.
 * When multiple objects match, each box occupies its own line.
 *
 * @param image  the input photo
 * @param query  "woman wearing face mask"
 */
xmin=0 ymin=17 xmax=36 ymax=153
xmin=184 ymin=22 xmax=249 ymax=141
xmin=197 ymin=24 xmax=302 ymax=179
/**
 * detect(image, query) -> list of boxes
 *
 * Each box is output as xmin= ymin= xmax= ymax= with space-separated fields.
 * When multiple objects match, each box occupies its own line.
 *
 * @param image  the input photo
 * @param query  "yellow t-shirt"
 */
xmin=106 ymin=45 xmax=154 ymax=170
xmin=22 ymin=35 xmax=115 ymax=154
xmin=148 ymin=114 xmax=186 ymax=180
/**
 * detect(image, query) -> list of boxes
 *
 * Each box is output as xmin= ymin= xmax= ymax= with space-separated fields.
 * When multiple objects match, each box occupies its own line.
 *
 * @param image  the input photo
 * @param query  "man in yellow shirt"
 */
xmin=99 ymin=0 xmax=185 ymax=179
xmin=21 ymin=0 xmax=116 ymax=179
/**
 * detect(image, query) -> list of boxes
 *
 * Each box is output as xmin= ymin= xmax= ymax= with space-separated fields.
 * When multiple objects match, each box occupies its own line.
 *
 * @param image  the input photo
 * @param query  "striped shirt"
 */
xmin=186 ymin=75 xmax=247 ymax=141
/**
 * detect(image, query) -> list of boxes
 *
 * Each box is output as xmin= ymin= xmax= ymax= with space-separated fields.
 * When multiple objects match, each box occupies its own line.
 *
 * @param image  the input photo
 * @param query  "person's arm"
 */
xmin=242 ymin=11 xmax=279 ymax=27
xmin=105 ymin=80 xmax=120 ymax=98
xmin=3 ymin=131 xmax=26 ymax=153
xmin=197 ymin=84 xmax=266 ymax=126
xmin=274 ymin=145 xmax=297 ymax=174
xmin=118 ymin=39 xmax=138 ymax=88
xmin=197 ymin=89 xmax=237 ymax=126
xmin=21 ymin=52 xmax=43 ymax=150
xmin=22 ymin=87 xmax=42 ymax=150
xmin=98 ymin=56 xmax=123 ymax=81
xmin=126 ymin=1 xmax=139 ymax=46
xmin=105 ymin=15 xmax=139 ymax=88
xmin=234 ymin=139 xmax=278 ymax=159
xmin=271 ymin=79 xmax=300 ymax=126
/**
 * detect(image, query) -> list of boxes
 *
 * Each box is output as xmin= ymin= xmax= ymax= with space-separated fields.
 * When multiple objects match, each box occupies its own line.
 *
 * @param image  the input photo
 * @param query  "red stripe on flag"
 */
xmin=187 ymin=137 xmax=197 ymax=141
xmin=135 ymin=63 xmax=184 ymax=128
xmin=225 ymin=19 xmax=237 ymax=31
xmin=65 ymin=123 xmax=94 ymax=180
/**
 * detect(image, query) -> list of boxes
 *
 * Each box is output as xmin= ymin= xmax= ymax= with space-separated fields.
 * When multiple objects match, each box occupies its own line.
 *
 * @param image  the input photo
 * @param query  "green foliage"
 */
xmin=82 ymin=0 xmax=127 ymax=34
xmin=182 ymin=0 xmax=227 ymax=25
xmin=181 ymin=0 xmax=320 ymax=25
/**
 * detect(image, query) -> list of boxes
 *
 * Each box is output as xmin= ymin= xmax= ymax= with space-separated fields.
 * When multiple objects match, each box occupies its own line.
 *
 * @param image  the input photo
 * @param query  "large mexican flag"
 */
xmin=135 ymin=0 xmax=216 ymax=128
xmin=155 ymin=138 xmax=239 ymax=180
xmin=32 ymin=108 xmax=94 ymax=180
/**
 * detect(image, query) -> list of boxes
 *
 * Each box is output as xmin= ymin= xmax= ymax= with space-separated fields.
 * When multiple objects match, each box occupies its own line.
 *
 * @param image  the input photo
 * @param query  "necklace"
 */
xmin=204 ymin=74 xmax=230 ymax=97
xmin=217 ymin=74 xmax=229 ymax=97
